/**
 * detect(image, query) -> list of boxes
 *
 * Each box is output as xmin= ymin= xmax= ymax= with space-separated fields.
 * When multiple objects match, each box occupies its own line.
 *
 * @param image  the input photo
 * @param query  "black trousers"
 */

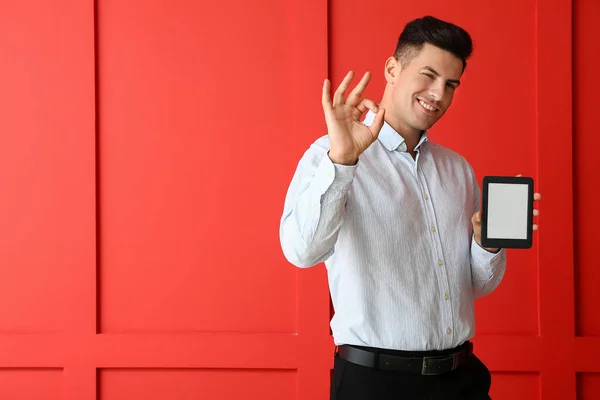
xmin=330 ymin=348 xmax=492 ymax=400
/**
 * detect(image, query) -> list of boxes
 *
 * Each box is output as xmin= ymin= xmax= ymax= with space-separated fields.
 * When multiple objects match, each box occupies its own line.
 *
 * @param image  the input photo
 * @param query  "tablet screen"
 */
xmin=487 ymin=183 xmax=529 ymax=239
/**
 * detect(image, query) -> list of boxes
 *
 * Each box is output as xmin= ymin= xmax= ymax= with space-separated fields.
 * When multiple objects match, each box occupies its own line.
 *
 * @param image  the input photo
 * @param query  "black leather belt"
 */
xmin=337 ymin=341 xmax=473 ymax=375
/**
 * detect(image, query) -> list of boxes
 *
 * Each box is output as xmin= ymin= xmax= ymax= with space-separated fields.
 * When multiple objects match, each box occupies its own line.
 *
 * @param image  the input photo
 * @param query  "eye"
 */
xmin=422 ymin=73 xmax=435 ymax=80
xmin=446 ymin=82 xmax=457 ymax=90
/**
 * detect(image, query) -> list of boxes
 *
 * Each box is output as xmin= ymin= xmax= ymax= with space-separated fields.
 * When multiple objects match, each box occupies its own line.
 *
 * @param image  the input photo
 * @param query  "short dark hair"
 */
xmin=394 ymin=16 xmax=473 ymax=71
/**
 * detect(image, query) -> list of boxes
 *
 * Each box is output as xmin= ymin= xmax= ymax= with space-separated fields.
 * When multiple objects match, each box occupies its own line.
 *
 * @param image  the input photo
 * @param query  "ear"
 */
xmin=384 ymin=56 xmax=400 ymax=84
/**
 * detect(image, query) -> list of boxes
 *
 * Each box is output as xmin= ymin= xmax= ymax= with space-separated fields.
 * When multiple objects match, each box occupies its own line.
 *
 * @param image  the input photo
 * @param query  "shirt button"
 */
xmin=423 ymin=194 xmax=429 ymax=200
xmin=447 ymin=328 xmax=452 ymax=335
xmin=431 ymin=226 xmax=436 ymax=233
xmin=438 ymin=260 xmax=444 ymax=266
xmin=444 ymin=294 xmax=449 ymax=301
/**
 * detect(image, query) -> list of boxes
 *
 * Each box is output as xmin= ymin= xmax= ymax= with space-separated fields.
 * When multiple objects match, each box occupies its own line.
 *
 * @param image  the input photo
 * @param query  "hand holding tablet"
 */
xmin=480 ymin=175 xmax=541 ymax=249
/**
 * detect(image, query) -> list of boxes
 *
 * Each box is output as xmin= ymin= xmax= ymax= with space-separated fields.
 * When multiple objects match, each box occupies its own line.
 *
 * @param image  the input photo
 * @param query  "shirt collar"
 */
xmin=363 ymin=110 xmax=428 ymax=152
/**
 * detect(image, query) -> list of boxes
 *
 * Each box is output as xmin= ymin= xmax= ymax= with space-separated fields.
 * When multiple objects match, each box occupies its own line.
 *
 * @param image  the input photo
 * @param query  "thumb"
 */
xmin=368 ymin=108 xmax=385 ymax=137
xmin=472 ymin=211 xmax=482 ymax=225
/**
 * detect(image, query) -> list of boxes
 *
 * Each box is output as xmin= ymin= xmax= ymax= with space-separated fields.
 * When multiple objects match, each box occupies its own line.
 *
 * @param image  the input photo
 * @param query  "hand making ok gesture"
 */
xmin=322 ymin=71 xmax=386 ymax=165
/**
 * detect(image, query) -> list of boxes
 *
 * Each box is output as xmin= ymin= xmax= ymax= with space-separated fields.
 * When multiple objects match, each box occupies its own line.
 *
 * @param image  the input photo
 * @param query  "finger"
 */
xmin=333 ymin=71 xmax=355 ymax=107
xmin=471 ymin=211 xmax=482 ymax=226
xmin=322 ymin=79 xmax=333 ymax=112
xmin=368 ymin=108 xmax=386 ymax=137
xmin=355 ymin=98 xmax=379 ymax=115
xmin=533 ymin=224 xmax=539 ymax=231
xmin=516 ymin=174 xmax=522 ymax=177
xmin=346 ymin=72 xmax=371 ymax=106
xmin=533 ymin=209 xmax=540 ymax=216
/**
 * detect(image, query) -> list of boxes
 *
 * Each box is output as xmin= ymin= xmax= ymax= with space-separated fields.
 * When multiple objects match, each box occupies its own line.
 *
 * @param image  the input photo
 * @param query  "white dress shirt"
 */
xmin=279 ymin=111 xmax=507 ymax=351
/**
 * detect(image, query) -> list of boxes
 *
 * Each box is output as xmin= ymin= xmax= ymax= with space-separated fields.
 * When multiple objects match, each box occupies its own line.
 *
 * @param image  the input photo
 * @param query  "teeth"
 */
xmin=419 ymin=100 xmax=437 ymax=111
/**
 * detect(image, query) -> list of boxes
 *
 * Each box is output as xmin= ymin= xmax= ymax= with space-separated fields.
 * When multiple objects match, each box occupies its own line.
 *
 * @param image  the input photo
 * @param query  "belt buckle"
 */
xmin=421 ymin=356 xmax=437 ymax=375
xmin=421 ymin=354 xmax=455 ymax=376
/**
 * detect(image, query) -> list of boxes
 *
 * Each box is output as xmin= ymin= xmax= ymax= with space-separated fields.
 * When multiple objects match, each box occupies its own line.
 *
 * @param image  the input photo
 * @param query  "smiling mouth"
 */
xmin=417 ymin=99 xmax=439 ymax=112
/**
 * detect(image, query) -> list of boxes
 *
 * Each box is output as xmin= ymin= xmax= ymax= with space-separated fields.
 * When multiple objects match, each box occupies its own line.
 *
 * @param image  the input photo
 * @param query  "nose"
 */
xmin=427 ymin=81 xmax=446 ymax=104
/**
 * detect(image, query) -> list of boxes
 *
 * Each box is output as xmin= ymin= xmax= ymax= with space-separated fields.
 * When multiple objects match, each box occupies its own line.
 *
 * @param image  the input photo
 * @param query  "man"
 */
xmin=279 ymin=15 xmax=541 ymax=400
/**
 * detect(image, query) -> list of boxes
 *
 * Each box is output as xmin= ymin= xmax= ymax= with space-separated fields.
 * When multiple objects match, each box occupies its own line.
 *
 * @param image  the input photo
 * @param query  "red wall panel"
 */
xmin=0 ymin=1 xmax=93 ymax=335
xmin=96 ymin=0 xmax=298 ymax=334
xmin=573 ymin=0 xmax=600 ymax=398
xmin=99 ymin=369 xmax=296 ymax=400
xmin=578 ymin=374 xmax=600 ymax=400
xmin=490 ymin=373 xmax=539 ymax=399
xmin=574 ymin=0 xmax=600 ymax=337
xmin=0 ymin=369 xmax=62 ymax=400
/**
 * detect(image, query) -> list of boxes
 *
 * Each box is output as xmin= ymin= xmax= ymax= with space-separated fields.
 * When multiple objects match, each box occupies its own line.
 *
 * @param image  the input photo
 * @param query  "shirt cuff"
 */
xmin=313 ymin=153 xmax=357 ymax=193
xmin=470 ymin=235 xmax=505 ymax=281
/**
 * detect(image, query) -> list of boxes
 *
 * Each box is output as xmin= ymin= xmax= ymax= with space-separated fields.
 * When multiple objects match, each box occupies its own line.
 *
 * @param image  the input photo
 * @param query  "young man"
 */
xmin=279 ymin=16 xmax=541 ymax=400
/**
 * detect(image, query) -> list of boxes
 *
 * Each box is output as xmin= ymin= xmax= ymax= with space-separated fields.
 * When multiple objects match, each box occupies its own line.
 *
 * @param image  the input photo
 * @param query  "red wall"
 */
xmin=0 ymin=0 xmax=597 ymax=399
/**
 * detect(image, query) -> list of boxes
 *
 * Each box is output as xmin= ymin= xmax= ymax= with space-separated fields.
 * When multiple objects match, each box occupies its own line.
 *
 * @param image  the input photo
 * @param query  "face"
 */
xmin=385 ymin=43 xmax=464 ymax=133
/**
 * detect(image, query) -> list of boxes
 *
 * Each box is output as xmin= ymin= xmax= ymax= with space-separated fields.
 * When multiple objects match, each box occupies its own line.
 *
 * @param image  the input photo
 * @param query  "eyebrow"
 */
xmin=423 ymin=66 xmax=461 ymax=86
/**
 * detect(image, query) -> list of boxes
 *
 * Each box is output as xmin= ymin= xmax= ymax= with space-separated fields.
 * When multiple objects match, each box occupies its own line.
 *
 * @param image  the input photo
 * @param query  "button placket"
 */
xmin=417 ymin=153 xmax=454 ymax=346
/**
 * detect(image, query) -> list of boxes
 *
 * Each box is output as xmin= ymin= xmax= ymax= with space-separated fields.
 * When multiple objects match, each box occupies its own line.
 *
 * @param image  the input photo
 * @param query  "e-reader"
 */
xmin=481 ymin=176 xmax=534 ymax=249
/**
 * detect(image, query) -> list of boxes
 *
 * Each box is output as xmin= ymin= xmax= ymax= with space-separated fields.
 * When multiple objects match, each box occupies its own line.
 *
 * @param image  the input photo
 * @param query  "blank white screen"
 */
xmin=487 ymin=183 xmax=529 ymax=239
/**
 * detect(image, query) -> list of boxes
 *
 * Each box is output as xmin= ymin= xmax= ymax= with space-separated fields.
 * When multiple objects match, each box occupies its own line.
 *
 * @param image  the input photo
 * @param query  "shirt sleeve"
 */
xmin=470 ymin=235 xmax=507 ymax=299
xmin=467 ymin=161 xmax=508 ymax=299
xmin=279 ymin=137 xmax=357 ymax=268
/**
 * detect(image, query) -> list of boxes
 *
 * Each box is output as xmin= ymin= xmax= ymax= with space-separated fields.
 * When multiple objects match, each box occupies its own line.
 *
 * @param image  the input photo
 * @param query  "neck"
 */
xmin=378 ymin=98 xmax=423 ymax=154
